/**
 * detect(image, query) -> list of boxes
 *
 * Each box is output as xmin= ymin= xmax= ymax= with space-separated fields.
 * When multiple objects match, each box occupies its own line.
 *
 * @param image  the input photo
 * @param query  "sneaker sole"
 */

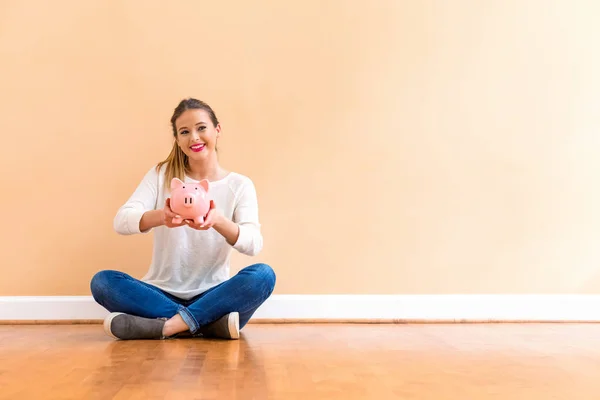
xmin=103 ymin=312 xmax=124 ymax=339
xmin=229 ymin=312 xmax=240 ymax=339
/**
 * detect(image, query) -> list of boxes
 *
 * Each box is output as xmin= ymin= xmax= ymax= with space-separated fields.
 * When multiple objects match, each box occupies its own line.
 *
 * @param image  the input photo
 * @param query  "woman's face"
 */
xmin=175 ymin=109 xmax=221 ymax=161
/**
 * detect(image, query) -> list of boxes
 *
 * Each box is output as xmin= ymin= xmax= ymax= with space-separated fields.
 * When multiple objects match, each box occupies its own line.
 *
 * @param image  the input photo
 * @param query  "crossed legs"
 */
xmin=90 ymin=263 xmax=276 ymax=339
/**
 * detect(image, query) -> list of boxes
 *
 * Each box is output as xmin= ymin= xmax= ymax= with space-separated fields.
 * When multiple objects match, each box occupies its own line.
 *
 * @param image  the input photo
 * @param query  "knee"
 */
xmin=90 ymin=270 xmax=119 ymax=300
xmin=246 ymin=263 xmax=276 ymax=294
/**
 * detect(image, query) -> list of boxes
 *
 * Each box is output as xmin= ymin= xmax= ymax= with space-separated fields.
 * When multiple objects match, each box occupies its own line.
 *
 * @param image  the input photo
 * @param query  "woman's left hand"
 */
xmin=185 ymin=200 xmax=223 ymax=230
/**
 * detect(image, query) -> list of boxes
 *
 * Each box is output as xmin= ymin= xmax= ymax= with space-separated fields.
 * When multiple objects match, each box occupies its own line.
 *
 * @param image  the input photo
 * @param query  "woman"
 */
xmin=90 ymin=98 xmax=276 ymax=340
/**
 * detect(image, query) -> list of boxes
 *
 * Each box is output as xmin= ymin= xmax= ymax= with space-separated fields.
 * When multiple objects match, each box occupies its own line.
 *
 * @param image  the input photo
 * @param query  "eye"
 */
xmin=199 ymin=126 xmax=206 ymax=131
xmin=180 ymin=130 xmax=189 ymax=135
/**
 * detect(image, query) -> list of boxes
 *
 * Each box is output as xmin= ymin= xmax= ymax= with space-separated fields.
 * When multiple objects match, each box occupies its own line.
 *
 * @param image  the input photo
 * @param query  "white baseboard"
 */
xmin=1 ymin=295 xmax=600 ymax=322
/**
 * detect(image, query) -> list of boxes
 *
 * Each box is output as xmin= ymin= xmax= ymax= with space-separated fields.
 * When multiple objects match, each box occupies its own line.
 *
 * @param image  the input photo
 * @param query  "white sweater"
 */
xmin=113 ymin=164 xmax=263 ymax=300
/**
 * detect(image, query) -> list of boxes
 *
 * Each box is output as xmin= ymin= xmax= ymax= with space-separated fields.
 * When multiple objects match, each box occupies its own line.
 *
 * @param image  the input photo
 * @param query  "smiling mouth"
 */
xmin=190 ymin=144 xmax=206 ymax=152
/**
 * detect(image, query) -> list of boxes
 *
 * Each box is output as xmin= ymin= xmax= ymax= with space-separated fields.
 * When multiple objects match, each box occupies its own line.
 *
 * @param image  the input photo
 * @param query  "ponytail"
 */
xmin=156 ymin=141 xmax=188 ymax=194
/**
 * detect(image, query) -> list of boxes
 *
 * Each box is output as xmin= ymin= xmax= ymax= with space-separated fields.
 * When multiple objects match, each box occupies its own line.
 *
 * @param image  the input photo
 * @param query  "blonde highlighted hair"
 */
xmin=155 ymin=98 xmax=220 ymax=193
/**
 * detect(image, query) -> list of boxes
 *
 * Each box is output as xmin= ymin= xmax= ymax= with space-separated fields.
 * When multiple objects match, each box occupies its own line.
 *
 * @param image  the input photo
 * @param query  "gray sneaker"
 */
xmin=198 ymin=312 xmax=240 ymax=340
xmin=103 ymin=312 xmax=166 ymax=340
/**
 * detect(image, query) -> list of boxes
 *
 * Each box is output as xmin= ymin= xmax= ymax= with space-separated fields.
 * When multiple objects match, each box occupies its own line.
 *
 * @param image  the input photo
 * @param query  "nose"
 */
xmin=183 ymin=193 xmax=196 ymax=208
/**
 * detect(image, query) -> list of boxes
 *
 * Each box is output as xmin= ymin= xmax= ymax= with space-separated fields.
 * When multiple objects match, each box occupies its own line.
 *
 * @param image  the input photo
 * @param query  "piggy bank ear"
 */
xmin=171 ymin=178 xmax=184 ymax=190
xmin=199 ymin=179 xmax=209 ymax=192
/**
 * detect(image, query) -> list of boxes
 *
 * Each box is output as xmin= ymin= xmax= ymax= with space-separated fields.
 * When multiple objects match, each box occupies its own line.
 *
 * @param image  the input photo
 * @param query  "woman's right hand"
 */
xmin=162 ymin=198 xmax=186 ymax=228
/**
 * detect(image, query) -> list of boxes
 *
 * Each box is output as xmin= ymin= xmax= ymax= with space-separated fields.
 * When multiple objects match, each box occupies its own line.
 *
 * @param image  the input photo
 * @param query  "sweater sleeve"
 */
xmin=113 ymin=166 xmax=160 ymax=235
xmin=231 ymin=178 xmax=263 ymax=256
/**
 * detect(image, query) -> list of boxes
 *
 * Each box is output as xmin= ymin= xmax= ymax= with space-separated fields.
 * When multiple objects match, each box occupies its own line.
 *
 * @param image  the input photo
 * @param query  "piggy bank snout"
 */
xmin=181 ymin=192 xmax=199 ymax=208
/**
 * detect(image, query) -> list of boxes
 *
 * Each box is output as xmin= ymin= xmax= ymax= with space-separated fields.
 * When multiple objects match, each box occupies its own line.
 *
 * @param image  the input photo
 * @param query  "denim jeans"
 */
xmin=90 ymin=263 xmax=276 ymax=334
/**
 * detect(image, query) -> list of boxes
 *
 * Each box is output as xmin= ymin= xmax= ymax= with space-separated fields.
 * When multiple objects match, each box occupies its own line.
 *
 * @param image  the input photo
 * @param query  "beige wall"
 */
xmin=1 ymin=1 xmax=599 ymax=296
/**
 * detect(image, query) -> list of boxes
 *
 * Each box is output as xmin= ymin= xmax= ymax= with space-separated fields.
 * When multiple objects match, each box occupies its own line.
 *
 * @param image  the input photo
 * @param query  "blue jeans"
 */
xmin=90 ymin=263 xmax=276 ymax=335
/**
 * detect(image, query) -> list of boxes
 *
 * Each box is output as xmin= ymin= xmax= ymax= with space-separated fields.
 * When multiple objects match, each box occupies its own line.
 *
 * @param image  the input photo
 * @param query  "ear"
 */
xmin=199 ymin=179 xmax=209 ymax=192
xmin=215 ymin=123 xmax=221 ymax=138
xmin=171 ymin=178 xmax=184 ymax=190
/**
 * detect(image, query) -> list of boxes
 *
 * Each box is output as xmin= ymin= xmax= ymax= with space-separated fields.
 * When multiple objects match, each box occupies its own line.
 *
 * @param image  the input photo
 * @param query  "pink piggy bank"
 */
xmin=169 ymin=178 xmax=211 ymax=225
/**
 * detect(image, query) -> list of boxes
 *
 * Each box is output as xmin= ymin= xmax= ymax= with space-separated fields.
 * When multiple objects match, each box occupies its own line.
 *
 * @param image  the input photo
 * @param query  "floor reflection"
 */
xmin=85 ymin=333 xmax=269 ymax=398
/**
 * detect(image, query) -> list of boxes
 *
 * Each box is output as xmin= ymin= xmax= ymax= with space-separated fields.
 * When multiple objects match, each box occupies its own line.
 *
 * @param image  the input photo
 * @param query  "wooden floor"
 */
xmin=1 ymin=323 xmax=600 ymax=399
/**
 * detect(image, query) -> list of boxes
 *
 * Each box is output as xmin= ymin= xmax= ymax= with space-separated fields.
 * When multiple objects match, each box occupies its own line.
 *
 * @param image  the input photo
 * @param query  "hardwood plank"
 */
xmin=1 ymin=324 xmax=600 ymax=399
